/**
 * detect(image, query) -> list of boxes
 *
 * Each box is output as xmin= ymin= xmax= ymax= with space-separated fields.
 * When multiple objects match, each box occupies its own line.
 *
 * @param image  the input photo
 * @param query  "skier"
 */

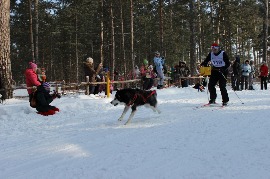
xmin=200 ymin=43 xmax=230 ymax=106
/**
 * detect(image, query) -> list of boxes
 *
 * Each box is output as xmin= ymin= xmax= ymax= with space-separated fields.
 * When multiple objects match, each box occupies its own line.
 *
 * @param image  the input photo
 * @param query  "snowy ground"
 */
xmin=1 ymin=84 xmax=270 ymax=179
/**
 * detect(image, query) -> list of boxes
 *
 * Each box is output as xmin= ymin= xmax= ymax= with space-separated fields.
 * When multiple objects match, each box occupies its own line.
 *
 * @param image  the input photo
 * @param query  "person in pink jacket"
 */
xmin=24 ymin=62 xmax=41 ymax=106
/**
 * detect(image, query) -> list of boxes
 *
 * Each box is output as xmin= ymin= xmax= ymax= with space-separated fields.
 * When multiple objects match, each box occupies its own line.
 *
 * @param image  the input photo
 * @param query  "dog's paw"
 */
xmin=157 ymin=109 xmax=161 ymax=114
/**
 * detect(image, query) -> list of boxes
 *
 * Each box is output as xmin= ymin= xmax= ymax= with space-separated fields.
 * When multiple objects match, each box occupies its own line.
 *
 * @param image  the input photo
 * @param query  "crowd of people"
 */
xmin=21 ymin=43 xmax=269 ymax=114
xmin=230 ymin=58 xmax=269 ymax=91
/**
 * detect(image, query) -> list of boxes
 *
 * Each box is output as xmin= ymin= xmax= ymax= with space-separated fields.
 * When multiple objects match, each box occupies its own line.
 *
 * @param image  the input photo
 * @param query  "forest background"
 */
xmin=0 ymin=0 xmax=269 ymax=99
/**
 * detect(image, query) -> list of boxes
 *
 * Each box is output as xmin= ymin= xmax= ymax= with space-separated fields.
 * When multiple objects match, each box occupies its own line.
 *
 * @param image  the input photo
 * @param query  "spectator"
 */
xmin=36 ymin=67 xmax=46 ymax=83
xmin=142 ymin=65 xmax=157 ymax=90
xmin=35 ymin=82 xmax=60 ymax=116
xmin=24 ymin=62 xmax=41 ymax=107
xmin=260 ymin=61 xmax=268 ymax=90
xmin=83 ymin=57 xmax=103 ymax=94
xmin=153 ymin=51 xmax=165 ymax=89
xmin=231 ymin=56 xmax=242 ymax=91
xmin=134 ymin=65 xmax=141 ymax=79
xmin=248 ymin=60 xmax=255 ymax=90
xmin=200 ymin=43 xmax=230 ymax=106
xmin=176 ymin=61 xmax=190 ymax=87
xmin=241 ymin=60 xmax=251 ymax=90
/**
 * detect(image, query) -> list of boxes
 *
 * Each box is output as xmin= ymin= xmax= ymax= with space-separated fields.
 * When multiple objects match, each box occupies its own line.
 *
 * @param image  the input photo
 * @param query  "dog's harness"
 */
xmin=127 ymin=90 xmax=156 ymax=106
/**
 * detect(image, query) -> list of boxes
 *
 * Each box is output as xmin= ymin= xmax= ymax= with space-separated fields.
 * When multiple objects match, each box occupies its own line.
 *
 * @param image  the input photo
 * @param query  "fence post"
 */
xmin=55 ymin=83 xmax=59 ymax=93
xmin=85 ymin=76 xmax=89 ymax=95
xmin=62 ymin=80 xmax=66 ymax=95
xmin=106 ymin=72 xmax=110 ymax=98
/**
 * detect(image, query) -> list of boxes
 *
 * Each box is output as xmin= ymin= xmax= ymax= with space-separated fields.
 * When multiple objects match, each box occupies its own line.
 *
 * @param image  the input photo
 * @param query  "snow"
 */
xmin=1 ymin=84 xmax=270 ymax=179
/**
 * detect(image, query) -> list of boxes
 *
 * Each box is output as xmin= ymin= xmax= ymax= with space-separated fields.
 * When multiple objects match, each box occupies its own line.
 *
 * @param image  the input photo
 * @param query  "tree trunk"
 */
xmin=120 ymin=0 xmax=127 ymax=79
xmin=34 ymin=0 xmax=39 ymax=63
xmin=130 ymin=0 xmax=135 ymax=79
xmin=159 ymin=0 xmax=164 ymax=54
xmin=263 ymin=0 xmax=268 ymax=63
xmin=28 ymin=0 xmax=35 ymax=62
xmin=189 ymin=0 xmax=196 ymax=76
xmin=75 ymin=1 xmax=78 ymax=83
xmin=100 ymin=0 xmax=104 ymax=64
xmin=110 ymin=1 xmax=115 ymax=80
xmin=0 ymin=0 xmax=13 ymax=99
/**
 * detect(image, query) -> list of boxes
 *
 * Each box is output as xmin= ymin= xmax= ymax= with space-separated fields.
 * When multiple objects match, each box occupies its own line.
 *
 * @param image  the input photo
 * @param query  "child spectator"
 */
xmin=35 ymin=82 xmax=60 ymax=116
xmin=24 ymin=62 xmax=41 ymax=107
xmin=36 ymin=67 xmax=46 ymax=83
xmin=142 ymin=65 xmax=157 ymax=90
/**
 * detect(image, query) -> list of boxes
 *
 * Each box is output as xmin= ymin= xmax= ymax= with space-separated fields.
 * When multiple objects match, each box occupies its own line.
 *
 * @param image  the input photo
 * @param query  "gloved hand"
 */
xmin=246 ymin=70 xmax=248 ymax=72
xmin=52 ymin=90 xmax=61 ymax=99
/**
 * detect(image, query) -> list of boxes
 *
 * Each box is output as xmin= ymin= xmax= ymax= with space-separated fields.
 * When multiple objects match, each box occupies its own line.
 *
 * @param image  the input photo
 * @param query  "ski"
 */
xmin=195 ymin=103 xmax=225 ymax=109
xmin=203 ymin=103 xmax=223 ymax=107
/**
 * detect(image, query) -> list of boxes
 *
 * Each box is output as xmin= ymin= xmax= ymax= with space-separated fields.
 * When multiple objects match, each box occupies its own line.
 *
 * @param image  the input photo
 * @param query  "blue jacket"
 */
xmin=153 ymin=57 xmax=164 ymax=70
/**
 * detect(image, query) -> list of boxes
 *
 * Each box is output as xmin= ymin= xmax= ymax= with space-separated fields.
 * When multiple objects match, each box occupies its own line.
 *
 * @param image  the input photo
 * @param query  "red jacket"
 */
xmin=260 ymin=64 xmax=269 ymax=77
xmin=24 ymin=68 xmax=41 ymax=94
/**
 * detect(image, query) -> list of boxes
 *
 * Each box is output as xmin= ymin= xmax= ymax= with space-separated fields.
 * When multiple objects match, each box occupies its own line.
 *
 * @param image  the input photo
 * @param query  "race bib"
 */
xmin=211 ymin=51 xmax=225 ymax=67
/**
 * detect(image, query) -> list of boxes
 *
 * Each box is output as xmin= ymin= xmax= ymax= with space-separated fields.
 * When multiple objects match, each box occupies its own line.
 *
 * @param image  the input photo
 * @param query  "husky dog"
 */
xmin=110 ymin=88 xmax=161 ymax=125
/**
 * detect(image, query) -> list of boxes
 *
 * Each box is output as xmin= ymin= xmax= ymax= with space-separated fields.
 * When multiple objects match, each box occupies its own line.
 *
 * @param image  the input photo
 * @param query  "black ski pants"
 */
xmin=208 ymin=70 xmax=229 ymax=103
xmin=261 ymin=76 xmax=268 ymax=90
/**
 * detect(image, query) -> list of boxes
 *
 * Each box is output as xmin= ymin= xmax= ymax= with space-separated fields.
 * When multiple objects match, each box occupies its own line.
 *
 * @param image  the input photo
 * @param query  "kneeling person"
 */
xmin=36 ymin=82 xmax=60 ymax=116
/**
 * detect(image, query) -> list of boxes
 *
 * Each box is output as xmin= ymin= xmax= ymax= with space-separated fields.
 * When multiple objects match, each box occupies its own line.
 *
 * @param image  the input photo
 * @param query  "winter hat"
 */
xmin=143 ymin=59 xmax=148 ymax=65
xmin=155 ymin=51 xmax=160 ymax=55
xmin=245 ymin=60 xmax=249 ymax=63
xmin=29 ymin=62 xmax=37 ymax=69
xmin=42 ymin=82 xmax=50 ymax=91
xmin=262 ymin=61 xmax=266 ymax=64
xmin=86 ymin=57 xmax=94 ymax=63
xmin=211 ymin=43 xmax=219 ymax=49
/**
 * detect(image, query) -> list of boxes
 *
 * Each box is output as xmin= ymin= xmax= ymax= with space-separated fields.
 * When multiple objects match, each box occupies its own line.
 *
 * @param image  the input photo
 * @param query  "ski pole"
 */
xmin=205 ymin=76 xmax=209 ymax=101
xmin=233 ymin=90 xmax=244 ymax=104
